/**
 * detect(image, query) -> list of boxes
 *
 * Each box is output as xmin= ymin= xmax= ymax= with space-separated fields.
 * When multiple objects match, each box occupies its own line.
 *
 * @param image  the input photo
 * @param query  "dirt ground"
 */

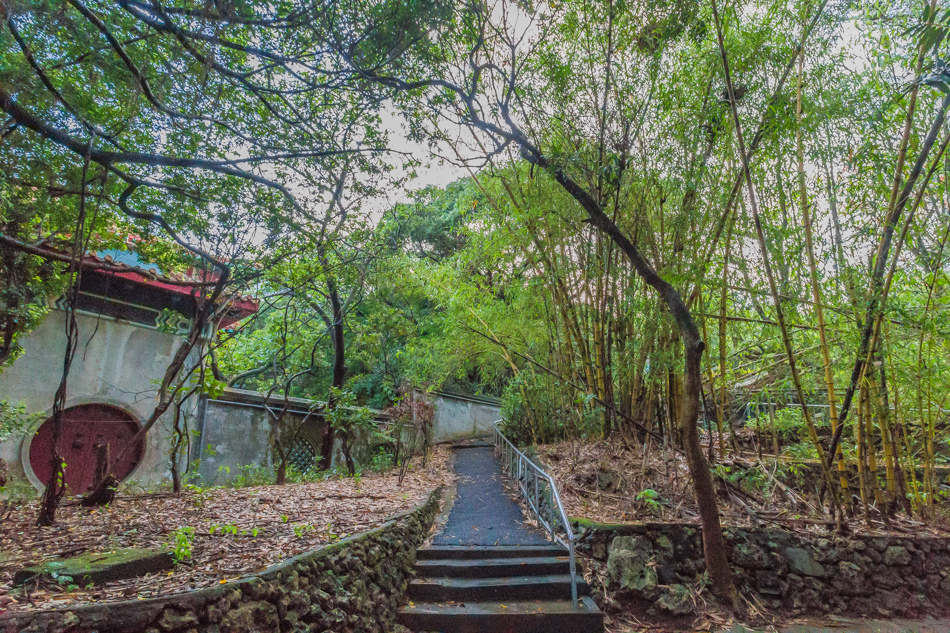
xmin=0 ymin=446 xmax=451 ymax=613
xmin=534 ymin=439 xmax=950 ymax=536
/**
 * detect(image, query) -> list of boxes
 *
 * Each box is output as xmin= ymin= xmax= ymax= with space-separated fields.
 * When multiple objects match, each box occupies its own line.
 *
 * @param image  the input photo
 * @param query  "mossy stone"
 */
xmin=14 ymin=548 xmax=174 ymax=586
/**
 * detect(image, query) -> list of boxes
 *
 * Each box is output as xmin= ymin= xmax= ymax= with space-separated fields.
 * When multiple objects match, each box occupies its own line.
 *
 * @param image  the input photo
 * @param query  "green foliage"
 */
xmin=715 ymin=464 xmax=770 ymax=496
xmin=0 ymin=400 xmax=39 ymax=445
xmin=210 ymin=523 xmax=262 ymax=537
xmin=501 ymin=372 xmax=604 ymax=445
xmin=7 ymin=0 xmax=949 ymax=530
xmin=169 ymin=526 xmax=196 ymax=563
xmin=210 ymin=523 xmax=239 ymax=536
xmin=292 ymin=523 xmax=314 ymax=538
xmin=747 ymin=407 xmax=830 ymax=443
xmin=369 ymin=447 xmax=395 ymax=472
xmin=322 ymin=522 xmax=341 ymax=543
xmin=0 ymin=185 xmax=68 ymax=369
xmin=327 ymin=388 xmax=377 ymax=438
xmin=229 ymin=464 xmax=274 ymax=489
xmin=49 ymin=571 xmax=74 ymax=589
xmin=783 ymin=442 xmax=820 ymax=461
xmin=908 ymin=4 xmax=950 ymax=59
xmin=635 ymin=489 xmax=663 ymax=514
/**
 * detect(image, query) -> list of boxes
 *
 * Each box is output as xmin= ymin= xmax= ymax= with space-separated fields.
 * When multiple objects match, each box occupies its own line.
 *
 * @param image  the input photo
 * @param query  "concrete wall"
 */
xmin=0 ymin=311 xmax=190 ymax=492
xmin=0 ymin=311 xmax=436 ymax=494
xmin=422 ymin=390 xmax=501 ymax=442
xmin=195 ymin=388 xmax=391 ymax=485
xmin=195 ymin=389 xmax=328 ymax=485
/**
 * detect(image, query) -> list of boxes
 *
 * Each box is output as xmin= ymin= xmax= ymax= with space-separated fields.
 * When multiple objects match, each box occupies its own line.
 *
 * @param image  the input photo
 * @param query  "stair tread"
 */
xmin=398 ymin=598 xmax=605 ymax=633
xmin=412 ymin=574 xmax=584 ymax=588
xmin=401 ymin=597 xmax=602 ymax=616
xmin=416 ymin=556 xmax=570 ymax=567
xmin=417 ymin=545 xmax=566 ymax=560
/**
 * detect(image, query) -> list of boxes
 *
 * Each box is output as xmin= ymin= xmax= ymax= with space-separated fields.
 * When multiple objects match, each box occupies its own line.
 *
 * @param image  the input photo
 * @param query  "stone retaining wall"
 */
xmin=573 ymin=519 xmax=950 ymax=618
xmin=2 ymin=488 xmax=442 ymax=633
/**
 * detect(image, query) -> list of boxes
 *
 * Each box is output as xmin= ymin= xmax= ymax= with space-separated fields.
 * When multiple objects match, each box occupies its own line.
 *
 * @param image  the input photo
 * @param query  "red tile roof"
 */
xmin=83 ymin=251 xmax=258 ymax=329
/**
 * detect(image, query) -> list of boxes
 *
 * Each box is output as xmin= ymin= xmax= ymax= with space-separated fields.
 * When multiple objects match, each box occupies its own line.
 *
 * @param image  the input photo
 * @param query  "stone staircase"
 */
xmin=398 ymin=545 xmax=604 ymax=633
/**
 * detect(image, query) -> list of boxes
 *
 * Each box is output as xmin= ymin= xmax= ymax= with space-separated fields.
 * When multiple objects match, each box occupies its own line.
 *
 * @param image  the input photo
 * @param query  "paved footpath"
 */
xmin=432 ymin=444 xmax=551 ymax=546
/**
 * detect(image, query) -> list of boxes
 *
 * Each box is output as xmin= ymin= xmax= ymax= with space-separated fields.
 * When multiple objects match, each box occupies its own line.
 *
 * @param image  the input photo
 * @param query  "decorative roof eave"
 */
xmin=83 ymin=252 xmax=259 ymax=328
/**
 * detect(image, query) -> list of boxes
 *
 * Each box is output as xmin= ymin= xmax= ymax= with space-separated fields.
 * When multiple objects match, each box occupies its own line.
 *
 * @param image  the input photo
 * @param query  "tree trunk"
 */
xmin=519 ymin=148 xmax=738 ymax=608
xmin=319 ymin=273 xmax=346 ymax=470
xmin=341 ymin=434 xmax=356 ymax=475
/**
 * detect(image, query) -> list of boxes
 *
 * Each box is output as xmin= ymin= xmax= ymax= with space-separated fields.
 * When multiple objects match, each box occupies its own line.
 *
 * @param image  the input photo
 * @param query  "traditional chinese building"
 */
xmin=0 ymin=250 xmax=257 ymax=494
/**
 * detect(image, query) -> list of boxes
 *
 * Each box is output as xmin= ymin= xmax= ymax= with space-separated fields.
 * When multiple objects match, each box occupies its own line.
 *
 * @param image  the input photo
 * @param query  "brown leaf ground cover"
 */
xmin=533 ymin=440 xmax=949 ymax=536
xmin=0 ymin=446 xmax=451 ymax=613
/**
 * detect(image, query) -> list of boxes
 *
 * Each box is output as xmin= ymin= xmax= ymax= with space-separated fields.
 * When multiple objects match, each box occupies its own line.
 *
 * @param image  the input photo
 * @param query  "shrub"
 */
xmin=500 ymin=371 xmax=603 ymax=445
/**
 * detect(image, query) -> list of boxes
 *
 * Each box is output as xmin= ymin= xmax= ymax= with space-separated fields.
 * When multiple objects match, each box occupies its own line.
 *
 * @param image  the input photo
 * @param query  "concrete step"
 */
xmin=409 ymin=574 xmax=590 ymax=602
xmin=416 ymin=545 xmax=564 ymax=560
xmin=449 ymin=441 xmax=495 ymax=449
xmin=398 ymin=597 xmax=604 ymax=633
xmin=415 ymin=556 xmax=570 ymax=578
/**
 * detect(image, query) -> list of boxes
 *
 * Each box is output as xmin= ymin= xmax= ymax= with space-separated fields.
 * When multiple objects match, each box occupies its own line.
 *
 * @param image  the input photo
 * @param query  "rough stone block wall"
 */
xmin=573 ymin=520 xmax=950 ymax=618
xmin=1 ymin=488 xmax=441 ymax=633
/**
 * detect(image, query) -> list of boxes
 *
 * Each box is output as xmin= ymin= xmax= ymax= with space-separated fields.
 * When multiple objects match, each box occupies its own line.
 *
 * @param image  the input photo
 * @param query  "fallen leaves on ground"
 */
xmin=534 ymin=439 xmax=949 ymax=536
xmin=0 ymin=447 xmax=451 ymax=613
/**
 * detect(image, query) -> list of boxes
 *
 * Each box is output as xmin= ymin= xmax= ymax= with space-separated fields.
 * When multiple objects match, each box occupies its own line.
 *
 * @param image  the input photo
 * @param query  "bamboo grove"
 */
xmin=345 ymin=0 xmax=950 ymax=530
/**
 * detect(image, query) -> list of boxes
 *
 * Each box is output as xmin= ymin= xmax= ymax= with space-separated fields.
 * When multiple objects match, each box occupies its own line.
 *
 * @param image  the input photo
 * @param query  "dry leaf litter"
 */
xmin=0 ymin=445 xmax=451 ymax=613
xmin=533 ymin=439 xmax=949 ymax=536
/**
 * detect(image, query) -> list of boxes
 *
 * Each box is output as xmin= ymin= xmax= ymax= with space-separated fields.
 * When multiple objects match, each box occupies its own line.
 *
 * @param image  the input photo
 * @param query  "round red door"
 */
xmin=29 ymin=404 xmax=145 ymax=493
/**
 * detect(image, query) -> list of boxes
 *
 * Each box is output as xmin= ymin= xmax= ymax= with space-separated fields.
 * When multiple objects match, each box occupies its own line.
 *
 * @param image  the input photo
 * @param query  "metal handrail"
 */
xmin=491 ymin=420 xmax=579 ymax=606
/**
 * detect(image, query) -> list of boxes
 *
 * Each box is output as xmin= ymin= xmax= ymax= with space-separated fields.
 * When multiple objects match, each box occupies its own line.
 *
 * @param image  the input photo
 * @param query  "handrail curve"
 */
xmin=491 ymin=420 xmax=579 ymax=606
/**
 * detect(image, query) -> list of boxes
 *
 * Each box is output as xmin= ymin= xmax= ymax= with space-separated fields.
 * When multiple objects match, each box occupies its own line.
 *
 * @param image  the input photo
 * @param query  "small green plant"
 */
xmin=715 ymin=463 xmax=770 ymax=496
xmin=182 ymin=459 xmax=204 ymax=487
xmin=293 ymin=523 xmax=313 ymax=538
xmin=285 ymin=463 xmax=329 ymax=484
xmin=169 ymin=526 xmax=196 ymax=563
xmin=186 ymin=485 xmax=212 ymax=509
xmin=231 ymin=463 xmax=273 ymax=488
xmin=783 ymin=441 xmax=819 ymax=461
xmin=280 ymin=514 xmax=289 ymax=523
xmin=50 ymin=571 xmax=74 ymax=587
xmin=369 ymin=447 xmax=394 ymax=472
xmin=635 ymin=488 xmax=662 ymax=514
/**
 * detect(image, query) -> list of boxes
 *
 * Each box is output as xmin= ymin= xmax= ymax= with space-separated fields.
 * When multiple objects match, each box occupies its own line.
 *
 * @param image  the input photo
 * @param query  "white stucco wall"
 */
xmin=422 ymin=390 xmax=502 ymax=442
xmin=0 ymin=310 xmax=189 ymax=492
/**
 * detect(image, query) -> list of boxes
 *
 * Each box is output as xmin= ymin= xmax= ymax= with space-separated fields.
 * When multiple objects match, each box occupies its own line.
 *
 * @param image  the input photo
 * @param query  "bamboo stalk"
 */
xmin=795 ymin=36 xmax=850 ymax=499
xmin=863 ymin=386 xmax=889 ymax=528
xmin=712 ymin=0 xmax=842 ymax=520
xmin=855 ymin=391 xmax=871 ymax=525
